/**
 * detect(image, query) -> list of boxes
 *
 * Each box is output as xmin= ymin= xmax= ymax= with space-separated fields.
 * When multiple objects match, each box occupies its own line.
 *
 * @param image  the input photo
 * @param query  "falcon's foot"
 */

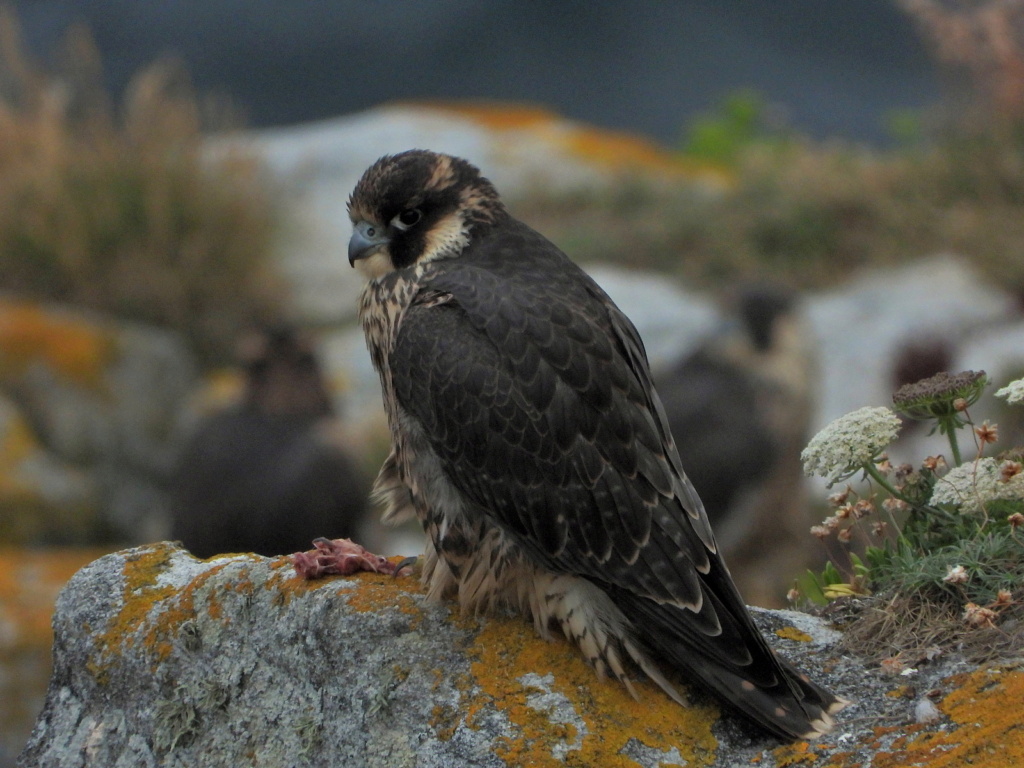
xmin=292 ymin=537 xmax=416 ymax=579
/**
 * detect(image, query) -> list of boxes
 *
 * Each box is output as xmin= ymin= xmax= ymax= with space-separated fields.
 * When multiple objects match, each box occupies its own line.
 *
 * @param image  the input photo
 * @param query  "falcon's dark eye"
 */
xmin=391 ymin=208 xmax=422 ymax=231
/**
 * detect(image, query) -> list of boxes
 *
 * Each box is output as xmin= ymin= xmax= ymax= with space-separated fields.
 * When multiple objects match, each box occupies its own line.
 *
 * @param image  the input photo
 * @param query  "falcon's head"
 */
xmin=347 ymin=150 xmax=505 ymax=279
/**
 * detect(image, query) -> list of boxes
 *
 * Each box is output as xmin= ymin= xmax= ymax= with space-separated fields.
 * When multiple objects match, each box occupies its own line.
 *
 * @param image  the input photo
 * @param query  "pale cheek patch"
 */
xmin=356 ymin=249 xmax=395 ymax=281
xmin=421 ymin=211 xmax=470 ymax=263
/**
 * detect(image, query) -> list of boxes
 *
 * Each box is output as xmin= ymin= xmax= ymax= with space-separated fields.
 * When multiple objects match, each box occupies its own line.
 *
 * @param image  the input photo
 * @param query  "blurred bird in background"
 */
xmin=171 ymin=325 xmax=368 ymax=558
xmin=657 ymin=286 xmax=817 ymax=606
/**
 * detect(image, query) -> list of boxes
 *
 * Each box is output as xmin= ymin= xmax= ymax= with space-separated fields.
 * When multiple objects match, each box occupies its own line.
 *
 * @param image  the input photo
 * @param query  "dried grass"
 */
xmin=513 ymin=128 xmax=1024 ymax=299
xmin=0 ymin=11 xmax=284 ymax=365
xmin=514 ymin=3 xmax=1024 ymax=299
xmin=825 ymin=589 xmax=1024 ymax=666
xmin=899 ymin=0 xmax=1024 ymax=121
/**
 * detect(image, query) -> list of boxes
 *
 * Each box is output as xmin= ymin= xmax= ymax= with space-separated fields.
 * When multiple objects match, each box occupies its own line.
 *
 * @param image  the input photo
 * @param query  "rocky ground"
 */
xmin=17 ymin=542 xmax=1024 ymax=767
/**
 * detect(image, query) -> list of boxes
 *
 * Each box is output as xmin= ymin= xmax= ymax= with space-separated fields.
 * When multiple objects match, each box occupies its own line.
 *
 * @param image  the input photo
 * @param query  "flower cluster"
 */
xmin=801 ymin=406 xmax=903 ymax=485
xmin=892 ymin=369 xmax=988 ymax=422
xmin=794 ymin=370 xmax=1024 ymax=625
xmin=930 ymin=457 xmax=1024 ymax=515
xmin=996 ymin=377 xmax=1024 ymax=405
xmin=939 ymin=566 xmax=1017 ymax=628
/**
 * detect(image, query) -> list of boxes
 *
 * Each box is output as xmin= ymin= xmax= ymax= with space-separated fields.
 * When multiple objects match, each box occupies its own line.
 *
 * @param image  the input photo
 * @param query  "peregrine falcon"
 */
xmin=347 ymin=150 xmax=844 ymax=740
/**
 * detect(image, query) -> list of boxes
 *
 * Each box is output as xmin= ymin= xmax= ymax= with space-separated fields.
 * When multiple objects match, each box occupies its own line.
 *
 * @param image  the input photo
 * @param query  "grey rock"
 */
xmin=0 ymin=302 xmax=199 ymax=543
xmin=0 ymin=394 xmax=94 ymax=514
xmin=805 ymin=254 xmax=1017 ymax=434
xmin=18 ymin=542 xmax=997 ymax=768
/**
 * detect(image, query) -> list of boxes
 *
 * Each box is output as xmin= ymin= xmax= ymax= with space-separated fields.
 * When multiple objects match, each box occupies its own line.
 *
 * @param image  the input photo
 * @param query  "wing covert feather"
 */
xmin=390 ymin=249 xmax=716 ymax=610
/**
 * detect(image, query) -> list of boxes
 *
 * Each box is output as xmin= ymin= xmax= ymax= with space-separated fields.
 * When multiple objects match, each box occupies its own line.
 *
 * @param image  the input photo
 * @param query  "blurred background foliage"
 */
xmin=515 ymin=0 xmax=1024 ymax=300
xmin=1 ymin=1 xmax=1023 ymax=366
xmin=519 ymin=114 xmax=1024 ymax=293
xmin=0 ymin=11 xmax=284 ymax=367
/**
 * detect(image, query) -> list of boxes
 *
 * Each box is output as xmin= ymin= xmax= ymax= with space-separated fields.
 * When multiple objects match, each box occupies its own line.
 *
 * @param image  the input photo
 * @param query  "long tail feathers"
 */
xmin=613 ymin=586 xmax=849 ymax=741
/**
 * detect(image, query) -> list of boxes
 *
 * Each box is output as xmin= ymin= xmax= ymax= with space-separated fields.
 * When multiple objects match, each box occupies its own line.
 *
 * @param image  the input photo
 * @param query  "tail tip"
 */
xmin=799 ymin=695 xmax=852 ymax=740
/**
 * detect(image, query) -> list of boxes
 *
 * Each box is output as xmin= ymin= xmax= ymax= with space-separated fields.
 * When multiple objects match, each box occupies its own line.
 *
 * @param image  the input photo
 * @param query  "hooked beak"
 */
xmin=348 ymin=221 xmax=390 ymax=266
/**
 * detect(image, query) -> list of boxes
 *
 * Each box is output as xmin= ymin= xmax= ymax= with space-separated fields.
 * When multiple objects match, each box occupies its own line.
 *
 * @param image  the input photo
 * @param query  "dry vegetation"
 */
xmin=515 ymin=134 xmax=1024 ymax=294
xmin=825 ymin=589 xmax=1024 ymax=666
xmin=0 ymin=13 xmax=284 ymax=365
xmin=515 ymin=1 xmax=1024 ymax=304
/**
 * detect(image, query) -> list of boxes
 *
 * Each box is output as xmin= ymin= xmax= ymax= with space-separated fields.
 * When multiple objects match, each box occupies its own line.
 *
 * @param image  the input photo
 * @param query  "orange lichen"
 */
xmin=274 ymin=553 xmax=425 ymax=620
xmin=138 ymin=558 xmax=239 ymax=663
xmin=0 ymin=410 xmax=39 ymax=497
xmin=884 ymin=685 xmax=914 ymax=699
xmin=458 ymin=613 xmax=718 ymax=767
xmin=87 ymin=544 xmax=178 ymax=682
xmin=86 ymin=545 xmax=266 ymax=681
xmin=339 ymin=572 xmax=423 ymax=626
xmin=0 ymin=298 xmax=115 ymax=388
xmin=400 ymin=100 xmax=726 ymax=184
xmin=559 ymin=127 xmax=701 ymax=179
xmin=263 ymin=554 xmax=391 ymax=606
xmin=0 ymin=430 xmax=55 ymax=537
xmin=774 ymin=740 xmax=819 ymax=766
xmin=262 ymin=556 xmax=323 ymax=605
xmin=192 ymin=369 xmax=245 ymax=414
xmin=797 ymin=667 xmax=1024 ymax=768
xmin=412 ymin=101 xmax=560 ymax=131
xmin=431 ymin=703 xmax=459 ymax=741
xmin=775 ymin=626 xmax=814 ymax=643
xmin=869 ymin=667 xmax=1024 ymax=768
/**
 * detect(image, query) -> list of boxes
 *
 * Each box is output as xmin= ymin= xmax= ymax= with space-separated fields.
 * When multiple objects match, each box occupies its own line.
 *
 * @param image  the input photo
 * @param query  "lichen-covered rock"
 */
xmin=19 ymin=543 xmax=1024 ymax=767
xmin=0 ymin=298 xmax=199 ymax=543
xmin=0 ymin=394 xmax=97 ymax=543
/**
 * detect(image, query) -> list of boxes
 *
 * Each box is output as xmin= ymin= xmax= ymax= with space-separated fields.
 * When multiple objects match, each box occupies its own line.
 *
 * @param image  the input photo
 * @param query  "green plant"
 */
xmin=796 ymin=371 xmax=1024 ymax=633
xmin=680 ymin=89 xmax=791 ymax=167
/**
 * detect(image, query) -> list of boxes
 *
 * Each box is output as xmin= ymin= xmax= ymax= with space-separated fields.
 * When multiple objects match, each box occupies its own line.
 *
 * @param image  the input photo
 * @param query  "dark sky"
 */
xmin=11 ymin=0 xmax=940 ymax=145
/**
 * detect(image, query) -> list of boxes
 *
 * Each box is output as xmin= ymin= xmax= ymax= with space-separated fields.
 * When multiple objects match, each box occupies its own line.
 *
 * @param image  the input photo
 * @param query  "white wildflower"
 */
xmin=942 ymin=565 xmax=969 ymax=584
xmin=995 ymin=377 xmax=1024 ymax=405
xmin=930 ymin=457 xmax=1024 ymax=514
xmin=801 ymin=406 xmax=902 ymax=485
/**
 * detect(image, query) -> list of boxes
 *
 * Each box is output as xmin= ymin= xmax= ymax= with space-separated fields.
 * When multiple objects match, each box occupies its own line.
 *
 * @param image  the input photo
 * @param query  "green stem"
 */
xmin=941 ymin=417 xmax=963 ymax=466
xmin=863 ymin=463 xmax=909 ymax=539
xmin=864 ymin=462 xmax=908 ymax=502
